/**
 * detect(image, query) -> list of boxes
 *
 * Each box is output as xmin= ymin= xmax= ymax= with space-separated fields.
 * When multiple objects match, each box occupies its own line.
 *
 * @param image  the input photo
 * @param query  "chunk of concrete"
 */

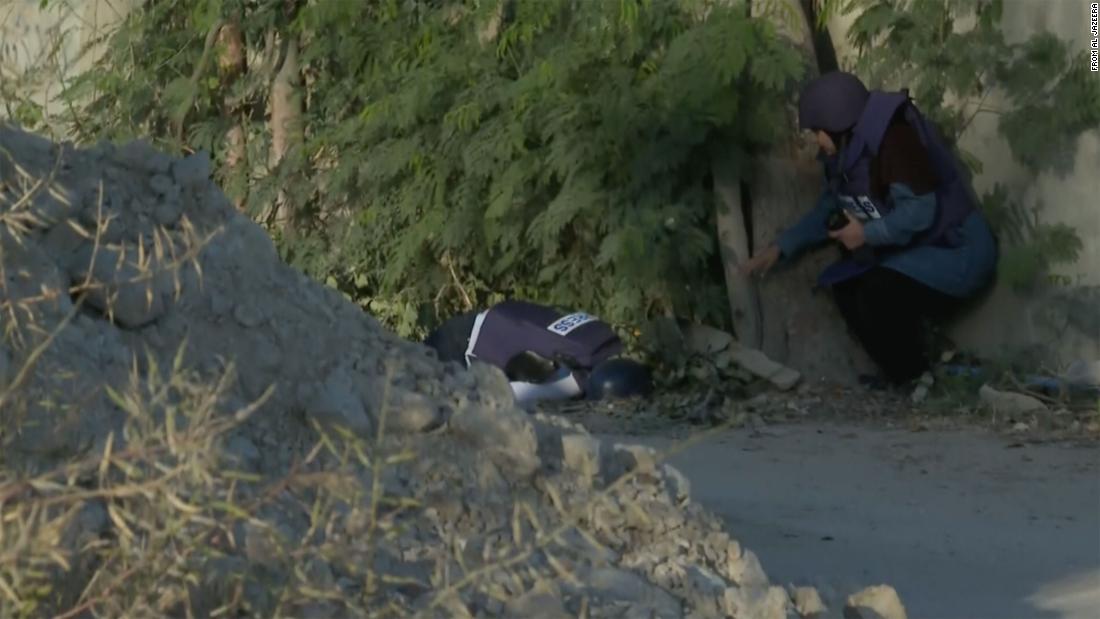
xmin=979 ymin=384 xmax=1048 ymax=416
xmin=845 ymin=585 xmax=907 ymax=619
xmin=682 ymin=323 xmax=736 ymax=356
xmin=791 ymin=585 xmax=828 ymax=617
xmin=728 ymin=344 xmax=801 ymax=391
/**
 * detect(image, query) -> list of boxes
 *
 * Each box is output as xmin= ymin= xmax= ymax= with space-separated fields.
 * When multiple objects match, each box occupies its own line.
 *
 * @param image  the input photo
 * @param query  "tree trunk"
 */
xmin=702 ymin=0 xmax=761 ymax=347
xmin=712 ymin=154 xmax=762 ymax=348
xmin=744 ymin=0 xmax=875 ymax=385
xmin=751 ymin=0 xmax=817 ymax=59
xmin=268 ymin=33 xmax=304 ymax=233
xmin=800 ymin=0 xmax=840 ymax=73
xmin=217 ymin=20 xmax=248 ymax=211
xmin=478 ymin=0 xmax=506 ymax=44
xmin=749 ymin=150 xmax=875 ymax=384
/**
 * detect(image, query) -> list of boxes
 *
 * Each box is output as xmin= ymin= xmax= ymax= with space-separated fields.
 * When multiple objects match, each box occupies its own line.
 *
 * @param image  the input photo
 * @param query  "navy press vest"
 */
xmin=815 ymin=90 xmax=978 ymax=289
xmin=468 ymin=300 xmax=622 ymax=370
xmin=826 ymin=90 xmax=974 ymax=249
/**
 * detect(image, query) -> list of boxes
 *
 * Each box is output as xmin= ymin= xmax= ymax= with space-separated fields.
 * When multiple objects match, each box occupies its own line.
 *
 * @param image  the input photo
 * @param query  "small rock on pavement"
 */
xmin=790 ymin=586 xmax=828 ymax=617
xmin=844 ymin=585 xmax=907 ymax=619
xmin=726 ymin=548 xmax=769 ymax=589
xmin=722 ymin=585 xmax=791 ymax=619
xmin=979 ymin=384 xmax=1048 ymax=416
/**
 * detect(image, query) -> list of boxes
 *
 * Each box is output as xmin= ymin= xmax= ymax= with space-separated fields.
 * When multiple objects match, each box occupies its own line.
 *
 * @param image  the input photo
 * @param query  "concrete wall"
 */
xmin=827 ymin=0 xmax=1100 ymax=368
xmin=0 ymin=0 xmax=138 ymax=133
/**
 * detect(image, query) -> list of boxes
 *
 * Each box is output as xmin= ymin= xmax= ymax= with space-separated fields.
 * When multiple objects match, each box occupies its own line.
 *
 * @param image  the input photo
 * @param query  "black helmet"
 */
xmin=798 ymin=71 xmax=869 ymax=133
xmin=585 ymin=358 xmax=653 ymax=400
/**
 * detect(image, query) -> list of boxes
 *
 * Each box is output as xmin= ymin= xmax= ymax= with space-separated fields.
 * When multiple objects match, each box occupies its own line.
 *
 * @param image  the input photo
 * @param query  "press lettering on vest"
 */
xmin=855 ymin=195 xmax=882 ymax=219
xmin=838 ymin=195 xmax=881 ymax=221
xmin=547 ymin=312 xmax=596 ymax=335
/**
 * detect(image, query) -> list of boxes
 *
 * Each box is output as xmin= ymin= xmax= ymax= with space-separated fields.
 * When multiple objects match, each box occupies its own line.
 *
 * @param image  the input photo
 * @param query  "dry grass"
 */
xmin=0 ymin=10 xmax=756 ymax=617
xmin=0 ymin=132 xmax=756 ymax=619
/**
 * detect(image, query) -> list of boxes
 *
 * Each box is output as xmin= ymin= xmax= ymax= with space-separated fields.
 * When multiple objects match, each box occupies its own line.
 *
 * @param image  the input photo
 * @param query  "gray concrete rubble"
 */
xmin=979 ymin=383 xmax=1049 ymax=416
xmin=651 ymin=320 xmax=802 ymax=392
xmin=0 ymin=124 xmax=903 ymax=617
xmin=844 ymin=586 xmax=908 ymax=619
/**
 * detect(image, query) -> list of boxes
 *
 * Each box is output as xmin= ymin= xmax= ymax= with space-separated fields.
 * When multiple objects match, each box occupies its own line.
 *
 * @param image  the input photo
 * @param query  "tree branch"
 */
xmin=173 ymin=18 xmax=227 ymax=148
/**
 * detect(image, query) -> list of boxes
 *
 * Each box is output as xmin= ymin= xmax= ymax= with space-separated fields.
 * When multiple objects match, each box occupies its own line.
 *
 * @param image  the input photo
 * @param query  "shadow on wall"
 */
xmin=946 ymin=125 xmax=1100 ymax=367
xmin=948 ymin=279 xmax=1100 ymax=369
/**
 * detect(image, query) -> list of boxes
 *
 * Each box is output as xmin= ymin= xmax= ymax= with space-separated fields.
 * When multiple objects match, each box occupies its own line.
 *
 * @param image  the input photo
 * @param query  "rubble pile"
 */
xmin=0 ymin=124 xmax=902 ymax=618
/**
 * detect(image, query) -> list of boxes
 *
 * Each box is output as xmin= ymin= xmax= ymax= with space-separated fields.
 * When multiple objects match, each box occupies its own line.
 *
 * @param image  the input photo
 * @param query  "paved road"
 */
xmin=601 ymin=423 xmax=1100 ymax=619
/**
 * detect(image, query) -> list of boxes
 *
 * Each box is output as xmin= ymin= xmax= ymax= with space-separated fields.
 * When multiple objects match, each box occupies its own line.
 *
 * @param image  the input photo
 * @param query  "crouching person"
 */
xmin=741 ymin=71 xmax=998 ymax=390
xmin=424 ymin=300 xmax=653 ymax=407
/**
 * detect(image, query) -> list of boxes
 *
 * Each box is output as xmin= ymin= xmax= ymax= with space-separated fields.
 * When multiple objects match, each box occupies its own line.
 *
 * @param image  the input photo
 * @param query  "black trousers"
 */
xmin=832 ymin=267 xmax=961 ymax=384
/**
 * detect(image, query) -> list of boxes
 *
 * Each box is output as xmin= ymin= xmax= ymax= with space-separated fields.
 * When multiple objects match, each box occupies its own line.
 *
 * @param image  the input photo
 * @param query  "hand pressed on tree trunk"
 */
xmin=739 ymin=244 xmax=781 ymax=277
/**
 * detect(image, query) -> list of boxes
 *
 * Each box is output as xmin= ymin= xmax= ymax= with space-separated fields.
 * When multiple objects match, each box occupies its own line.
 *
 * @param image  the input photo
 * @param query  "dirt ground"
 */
xmin=538 ymin=385 xmax=1100 ymax=619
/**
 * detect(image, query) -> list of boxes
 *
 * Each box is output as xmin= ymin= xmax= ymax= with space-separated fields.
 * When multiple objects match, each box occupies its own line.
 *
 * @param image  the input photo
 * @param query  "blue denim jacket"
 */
xmin=775 ymin=183 xmax=997 ymax=298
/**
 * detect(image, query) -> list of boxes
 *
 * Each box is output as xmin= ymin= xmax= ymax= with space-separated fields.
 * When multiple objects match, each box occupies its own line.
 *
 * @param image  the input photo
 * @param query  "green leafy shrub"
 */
xmin=23 ymin=0 xmax=1095 ymax=325
xmin=40 ymin=0 xmax=805 ymax=337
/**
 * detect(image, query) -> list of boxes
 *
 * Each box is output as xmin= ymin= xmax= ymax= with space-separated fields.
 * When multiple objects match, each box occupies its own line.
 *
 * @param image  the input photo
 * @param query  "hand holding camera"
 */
xmin=827 ymin=207 xmax=875 ymax=266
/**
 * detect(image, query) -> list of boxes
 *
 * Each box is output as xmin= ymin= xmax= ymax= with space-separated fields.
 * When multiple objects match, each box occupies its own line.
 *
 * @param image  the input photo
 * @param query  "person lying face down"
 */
xmin=423 ymin=300 xmax=653 ymax=407
xmin=739 ymin=71 xmax=998 ymax=390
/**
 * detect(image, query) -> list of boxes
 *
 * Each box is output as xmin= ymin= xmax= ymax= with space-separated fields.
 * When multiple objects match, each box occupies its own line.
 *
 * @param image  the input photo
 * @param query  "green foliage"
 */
xmin=843 ymin=0 xmax=1100 ymax=169
xmin=840 ymin=0 xmax=1097 ymax=290
xmin=981 ymin=182 xmax=1084 ymax=291
xmin=45 ymin=0 xmax=803 ymax=337
xmin=22 ymin=0 xmax=1090 ymax=334
xmin=996 ymin=46 xmax=1100 ymax=175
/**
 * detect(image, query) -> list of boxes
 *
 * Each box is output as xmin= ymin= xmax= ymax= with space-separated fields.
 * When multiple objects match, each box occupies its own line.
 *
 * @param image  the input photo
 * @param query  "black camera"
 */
xmin=827 ymin=207 xmax=876 ymax=266
xmin=827 ymin=207 xmax=850 ymax=231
